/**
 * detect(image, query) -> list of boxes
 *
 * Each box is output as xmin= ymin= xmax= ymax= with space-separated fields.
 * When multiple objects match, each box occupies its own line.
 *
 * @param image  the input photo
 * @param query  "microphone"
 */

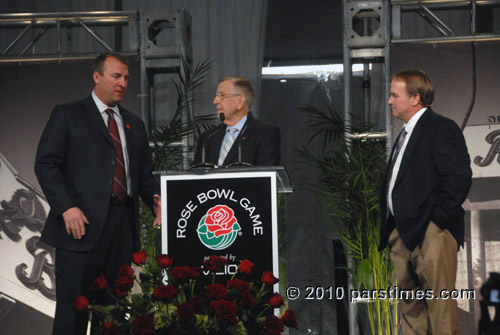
xmin=227 ymin=123 xmax=253 ymax=168
xmin=189 ymin=115 xmax=225 ymax=169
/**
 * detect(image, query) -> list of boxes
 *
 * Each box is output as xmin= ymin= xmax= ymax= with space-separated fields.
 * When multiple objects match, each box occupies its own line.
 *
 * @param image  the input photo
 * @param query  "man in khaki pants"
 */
xmin=379 ymin=69 xmax=472 ymax=334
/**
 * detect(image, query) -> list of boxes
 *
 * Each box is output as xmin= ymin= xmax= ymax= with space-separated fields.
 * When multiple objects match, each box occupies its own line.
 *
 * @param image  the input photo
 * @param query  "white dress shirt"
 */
xmin=92 ymin=90 xmax=131 ymax=195
xmin=387 ymin=107 xmax=427 ymax=215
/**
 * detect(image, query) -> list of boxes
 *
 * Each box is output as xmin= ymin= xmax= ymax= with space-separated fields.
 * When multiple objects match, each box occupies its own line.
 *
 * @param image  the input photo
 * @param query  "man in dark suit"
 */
xmin=379 ymin=69 xmax=472 ymax=334
xmin=192 ymin=76 xmax=280 ymax=167
xmin=35 ymin=53 xmax=161 ymax=334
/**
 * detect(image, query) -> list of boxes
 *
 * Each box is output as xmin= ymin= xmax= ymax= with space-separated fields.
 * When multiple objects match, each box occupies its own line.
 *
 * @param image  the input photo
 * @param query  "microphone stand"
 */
xmin=226 ymin=123 xmax=253 ymax=168
xmin=189 ymin=113 xmax=225 ymax=169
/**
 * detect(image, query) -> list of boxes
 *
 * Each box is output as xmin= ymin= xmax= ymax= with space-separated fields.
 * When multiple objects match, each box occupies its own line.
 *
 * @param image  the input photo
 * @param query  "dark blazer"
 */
xmin=35 ymin=95 xmax=159 ymax=252
xmin=192 ymin=112 xmax=281 ymax=167
xmin=379 ymin=108 xmax=472 ymax=251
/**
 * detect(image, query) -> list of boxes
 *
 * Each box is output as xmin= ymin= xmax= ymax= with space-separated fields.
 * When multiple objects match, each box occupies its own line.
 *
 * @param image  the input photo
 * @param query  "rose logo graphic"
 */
xmin=197 ymin=205 xmax=241 ymax=250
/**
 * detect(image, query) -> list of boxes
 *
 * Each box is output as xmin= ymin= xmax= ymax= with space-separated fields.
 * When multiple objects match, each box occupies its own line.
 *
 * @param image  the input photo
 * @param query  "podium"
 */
xmin=156 ymin=166 xmax=292 ymax=287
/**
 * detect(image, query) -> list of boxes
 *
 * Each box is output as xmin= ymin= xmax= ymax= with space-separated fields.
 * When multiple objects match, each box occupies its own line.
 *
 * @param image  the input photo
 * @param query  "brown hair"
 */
xmin=92 ymin=52 xmax=128 ymax=76
xmin=220 ymin=76 xmax=255 ymax=108
xmin=392 ymin=68 xmax=434 ymax=107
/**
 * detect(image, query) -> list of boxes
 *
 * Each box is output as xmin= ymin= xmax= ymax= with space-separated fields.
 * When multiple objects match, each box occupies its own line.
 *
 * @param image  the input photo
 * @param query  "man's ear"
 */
xmin=237 ymin=95 xmax=247 ymax=110
xmin=93 ymin=71 xmax=100 ymax=85
xmin=411 ymin=93 xmax=422 ymax=107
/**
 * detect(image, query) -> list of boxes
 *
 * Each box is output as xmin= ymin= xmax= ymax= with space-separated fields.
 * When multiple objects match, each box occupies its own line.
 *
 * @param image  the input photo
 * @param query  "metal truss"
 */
xmin=343 ymin=0 xmax=500 ymax=147
xmin=0 ymin=10 xmax=193 ymax=168
xmin=343 ymin=1 xmax=500 ymax=333
xmin=391 ymin=0 xmax=500 ymax=44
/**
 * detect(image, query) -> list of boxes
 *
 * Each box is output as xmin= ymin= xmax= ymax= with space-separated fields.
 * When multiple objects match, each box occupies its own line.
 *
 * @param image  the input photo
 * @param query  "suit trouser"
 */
xmin=388 ymin=221 xmax=460 ymax=335
xmin=52 ymin=201 xmax=134 ymax=335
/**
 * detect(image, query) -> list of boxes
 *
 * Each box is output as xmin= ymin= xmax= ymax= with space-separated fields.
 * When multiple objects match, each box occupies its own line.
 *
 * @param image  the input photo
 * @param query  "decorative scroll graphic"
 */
xmin=0 ymin=188 xmax=56 ymax=300
xmin=15 ymin=237 xmax=55 ymax=300
xmin=474 ymin=129 xmax=500 ymax=167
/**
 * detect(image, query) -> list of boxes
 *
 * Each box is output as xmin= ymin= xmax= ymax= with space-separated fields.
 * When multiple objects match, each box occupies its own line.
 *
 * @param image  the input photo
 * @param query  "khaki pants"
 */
xmin=389 ymin=221 xmax=460 ymax=335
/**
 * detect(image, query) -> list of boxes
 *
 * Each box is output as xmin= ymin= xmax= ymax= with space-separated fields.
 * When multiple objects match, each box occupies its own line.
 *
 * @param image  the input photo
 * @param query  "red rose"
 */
xmin=103 ymin=322 xmax=121 ymax=335
xmin=90 ymin=275 xmax=107 ymax=292
xmin=205 ymin=205 xmax=237 ymax=237
xmin=263 ymin=314 xmax=284 ymax=332
xmin=132 ymin=250 xmax=147 ymax=265
xmin=239 ymin=290 xmax=256 ymax=309
xmin=281 ymin=309 xmax=298 ymax=329
xmin=177 ymin=302 xmax=195 ymax=320
xmin=205 ymin=283 xmax=229 ymax=300
xmin=114 ymin=275 xmax=134 ymax=291
xmin=239 ymin=259 xmax=254 ymax=275
xmin=261 ymin=271 xmax=279 ymax=285
xmin=74 ymin=295 xmax=89 ymax=312
xmin=132 ymin=315 xmax=154 ymax=335
xmin=227 ymin=278 xmax=250 ymax=292
xmin=204 ymin=255 xmax=228 ymax=272
xmin=113 ymin=288 xmax=128 ymax=298
xmin=171 ymin=266 xmax=199 ymax=281
xmin=155 ymin=254 xmax=173 ymax=268
xmin=189 ymin=296 xmax=207 ymax=313
xmin=153 ymin=284 xmax=177 ymax=301
xmin=263 ymin=330 xmax=282 ymax=335
xmin=189 ymin=266 xmax=202 ymax=279
xmin=118 ymin=264 xmax=134 ymax=277
xmin=210 ymin=299 xmax=238 ymax=324
xmin=269 ymin=293 xmax=284 ymax=308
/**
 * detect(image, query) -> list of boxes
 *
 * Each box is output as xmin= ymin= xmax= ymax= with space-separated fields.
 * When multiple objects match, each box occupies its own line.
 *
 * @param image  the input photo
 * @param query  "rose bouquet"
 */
xmin=74 ymin=253 xmax=298 ymax=335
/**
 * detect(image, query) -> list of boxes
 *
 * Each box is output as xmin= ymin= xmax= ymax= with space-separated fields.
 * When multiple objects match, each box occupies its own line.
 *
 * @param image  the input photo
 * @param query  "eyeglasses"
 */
xmin=214 ymin=92 xmax=242 ymax=99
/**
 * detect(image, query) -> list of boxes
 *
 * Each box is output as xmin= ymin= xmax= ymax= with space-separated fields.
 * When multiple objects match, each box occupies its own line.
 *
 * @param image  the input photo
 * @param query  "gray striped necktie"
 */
xmin=218 ymin=127 xmax=237 ymax=166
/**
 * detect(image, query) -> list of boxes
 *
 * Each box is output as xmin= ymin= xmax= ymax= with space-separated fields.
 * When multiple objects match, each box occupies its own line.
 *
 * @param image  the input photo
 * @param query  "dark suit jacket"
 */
xmin=35 ymin=95 xmax=159 ymax=252
xmin=192 ymin=112 xmax=281 ymax=166
xmin=379 ymin=108 xmax=472 ymax=251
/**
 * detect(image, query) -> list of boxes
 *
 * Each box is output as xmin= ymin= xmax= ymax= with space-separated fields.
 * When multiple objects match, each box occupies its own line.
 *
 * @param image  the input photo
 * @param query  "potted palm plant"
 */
xmin=296 ymin=105 xmax=397 ymax=335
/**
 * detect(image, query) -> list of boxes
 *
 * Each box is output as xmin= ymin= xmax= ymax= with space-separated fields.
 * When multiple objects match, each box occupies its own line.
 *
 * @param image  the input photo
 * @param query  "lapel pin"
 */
xmin=126 ymin=124 xmax=131 ymax=130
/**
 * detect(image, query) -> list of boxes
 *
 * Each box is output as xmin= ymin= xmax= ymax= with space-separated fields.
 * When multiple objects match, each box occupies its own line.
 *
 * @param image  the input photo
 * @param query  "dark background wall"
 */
xmin=0 ymin=60 xmax=141 ymax=190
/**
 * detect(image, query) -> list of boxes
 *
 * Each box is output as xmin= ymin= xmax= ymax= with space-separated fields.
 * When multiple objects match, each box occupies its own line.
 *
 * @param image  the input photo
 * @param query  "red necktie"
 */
xmin=105 ymin=109 xmax=127 ymax=202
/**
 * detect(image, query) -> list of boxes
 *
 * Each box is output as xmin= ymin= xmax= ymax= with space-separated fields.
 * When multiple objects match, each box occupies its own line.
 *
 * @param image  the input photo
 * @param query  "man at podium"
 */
xmin=192 ymin=76 xmax=281 ymax=167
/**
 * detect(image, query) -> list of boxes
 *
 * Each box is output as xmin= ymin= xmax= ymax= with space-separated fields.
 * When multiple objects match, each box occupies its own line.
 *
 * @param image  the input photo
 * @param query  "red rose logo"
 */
xmin=74 ymin=295 xmax=89 ymax=312
xmin=205 ymin=205 xmax=237 ymax=237
xmin=132 ymin=250 xmax=147 ymax=265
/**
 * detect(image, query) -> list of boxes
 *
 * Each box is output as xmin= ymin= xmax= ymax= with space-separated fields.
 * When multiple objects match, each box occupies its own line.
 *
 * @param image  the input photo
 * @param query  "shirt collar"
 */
xmin=229 ymin=114 xmax=248 ymax=132
xmin=92 ymin=90 xmax=120 ymax=115
xmin=403 ymin=107 xmax=427 ymax=133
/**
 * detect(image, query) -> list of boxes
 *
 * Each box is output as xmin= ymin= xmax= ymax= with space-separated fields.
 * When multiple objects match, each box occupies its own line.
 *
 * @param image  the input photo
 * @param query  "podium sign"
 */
xmin=161 ymin=170 xmax=279 ymax=281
